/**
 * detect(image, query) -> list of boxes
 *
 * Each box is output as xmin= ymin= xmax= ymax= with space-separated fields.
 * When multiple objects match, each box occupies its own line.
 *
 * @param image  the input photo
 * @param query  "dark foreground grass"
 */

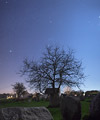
xmin=0 ymin=99 xmax=90 ymax=120
xmin=81 ymin=99 xmax=90 ymax=120
xmin=0 ymin=100 xmax=49 ymax=108
xmin=48 ymin=108 xmax=62 ymax=120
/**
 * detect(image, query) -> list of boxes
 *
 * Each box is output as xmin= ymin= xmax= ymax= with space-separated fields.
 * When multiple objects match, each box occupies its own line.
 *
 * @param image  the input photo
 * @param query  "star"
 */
xmin=9 ymin=50 xmax=13 ymax=53
xmin=5 ymin=1 xmax=8 ymax=4
xmin=49 ymin=20 xmax=53 ymax=24
xmin=49 ymin=17 xmax=53 ymax=24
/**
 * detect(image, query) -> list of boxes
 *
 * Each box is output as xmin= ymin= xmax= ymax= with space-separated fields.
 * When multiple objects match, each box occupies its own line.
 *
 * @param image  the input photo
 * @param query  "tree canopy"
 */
xmin=12 ymin=82 xmax=26 ymax=98
xmin=20 ymin=46 xmax=85 ymax=93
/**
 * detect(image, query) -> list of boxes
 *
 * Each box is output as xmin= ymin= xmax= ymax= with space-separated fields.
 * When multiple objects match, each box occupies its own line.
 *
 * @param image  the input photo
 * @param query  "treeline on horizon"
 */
xmin=0 ymin=89 xmax=99 ymax=96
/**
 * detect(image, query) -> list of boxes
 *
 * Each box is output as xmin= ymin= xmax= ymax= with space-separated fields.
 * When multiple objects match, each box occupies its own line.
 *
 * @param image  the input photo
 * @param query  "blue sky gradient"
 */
xmin=0 ymin=0 xmax=100 ymax=93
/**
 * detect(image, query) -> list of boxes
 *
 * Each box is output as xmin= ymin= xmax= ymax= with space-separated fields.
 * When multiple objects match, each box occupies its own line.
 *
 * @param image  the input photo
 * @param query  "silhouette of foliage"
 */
xmin=12 ymin=82 xmax=26 ymax=99
xmin=20 ymin=46 xmax=85 ymax=93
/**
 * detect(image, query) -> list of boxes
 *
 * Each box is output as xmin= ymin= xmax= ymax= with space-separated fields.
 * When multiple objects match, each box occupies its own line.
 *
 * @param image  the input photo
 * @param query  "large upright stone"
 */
xmin=0 ymin=107 xmax=53 ymax=120
xmin=60 ymin=96 xmax=81 ymax=120
xmin=89 ymin=93 xmax=100 ymax=120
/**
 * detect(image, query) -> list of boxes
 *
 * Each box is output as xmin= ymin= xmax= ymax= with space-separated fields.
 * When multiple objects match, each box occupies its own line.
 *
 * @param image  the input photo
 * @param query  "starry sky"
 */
xmin=0 ymin=0 xmax=100 ymax=93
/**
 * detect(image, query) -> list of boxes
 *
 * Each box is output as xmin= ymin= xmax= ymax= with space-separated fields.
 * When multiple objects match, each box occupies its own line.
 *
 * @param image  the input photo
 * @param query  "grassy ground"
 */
xmin=0 ymin=99 xmax=90 ymax=120
xmin=0 ymin=99 xmax=49 ymax=108
xmin=81 ymin=100 xmax=90 ymax=120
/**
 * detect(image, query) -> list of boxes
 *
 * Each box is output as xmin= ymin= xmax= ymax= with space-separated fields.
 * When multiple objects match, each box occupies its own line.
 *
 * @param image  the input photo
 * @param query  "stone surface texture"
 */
xmin=89 ymin=93 xmax=100 ymax=120
xmin=60 ymin=96 xmax=81 ymax=120
xmin=0 ymin=107 xmax=53 ymax=120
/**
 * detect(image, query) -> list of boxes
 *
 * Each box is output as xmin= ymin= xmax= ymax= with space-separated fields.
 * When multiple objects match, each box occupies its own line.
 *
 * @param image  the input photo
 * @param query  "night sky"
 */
xmin=0 ymin=0 xmax=100 ymax=93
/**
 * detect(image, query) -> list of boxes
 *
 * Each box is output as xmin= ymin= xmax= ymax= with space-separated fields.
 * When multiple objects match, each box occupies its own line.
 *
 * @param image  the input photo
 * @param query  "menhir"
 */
xmin=60 ymin=96 xmax=81 ymax=120
xmin=89 ymin=93 xmax=100 ymax=120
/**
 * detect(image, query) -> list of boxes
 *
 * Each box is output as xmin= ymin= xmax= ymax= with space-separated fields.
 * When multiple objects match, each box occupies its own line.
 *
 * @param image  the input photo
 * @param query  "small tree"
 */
xmin=64 ymin=86 xmax=72 ymax=96
xmin=12 ymin=82 xmax=26 ymax=99
xmin=20 ymin=46 xmax=85 ymax=106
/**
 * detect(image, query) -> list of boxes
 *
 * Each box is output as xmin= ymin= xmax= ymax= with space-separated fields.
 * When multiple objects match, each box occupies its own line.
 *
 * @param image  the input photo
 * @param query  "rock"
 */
xmin=60 ymin=96 xmax=81 ymax=120
xmin=0 ymin=107 xmax=53 ymax=120
xmin=49 ymin=94 xmax=60 ymax=107
xmin=89 ymin=93 xmax=100 ymax=120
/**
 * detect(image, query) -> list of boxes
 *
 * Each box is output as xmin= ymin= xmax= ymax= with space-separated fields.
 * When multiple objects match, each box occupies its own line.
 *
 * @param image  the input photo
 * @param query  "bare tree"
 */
xmin=12 ymin=82 xmax=26 ymax=99
xmin=64 ymin=86 xmax=72 ymax=96
xmin=20 ymin=46 xmax=85 ymax=106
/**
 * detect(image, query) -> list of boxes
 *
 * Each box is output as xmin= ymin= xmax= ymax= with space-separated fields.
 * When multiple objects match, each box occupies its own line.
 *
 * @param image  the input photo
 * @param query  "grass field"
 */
xmin=0 ymin=99 xmax=90 ymax=120
xmin=81 ymin=100 xmax=90 ymax=119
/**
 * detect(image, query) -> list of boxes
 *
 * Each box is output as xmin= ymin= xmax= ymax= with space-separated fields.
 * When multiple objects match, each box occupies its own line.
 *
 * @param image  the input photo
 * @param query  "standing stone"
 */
xmin=49 ymin=94 xmax=60 ymax=107
xmin=60 ymin=96 xmax=81 ymax=120
xmin=89 ymin=93 xmax=100 ymax=120
xmin=0 ymin=107 xmax=53 ymax=120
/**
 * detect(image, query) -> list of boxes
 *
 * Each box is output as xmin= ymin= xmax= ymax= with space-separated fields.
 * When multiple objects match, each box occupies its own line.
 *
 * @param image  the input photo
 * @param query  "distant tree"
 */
xmin=64 ymin=86 xmax=72 ymax=95
xmin=85 ymin=90 xmax=99 ymax=97
xmin=20 ymin=46 xmax=85 ymax=106
xmin=12 ymin=82 xmax=26 ymax=99
xmin=69 ymin=90 xmax=84 ymax=97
